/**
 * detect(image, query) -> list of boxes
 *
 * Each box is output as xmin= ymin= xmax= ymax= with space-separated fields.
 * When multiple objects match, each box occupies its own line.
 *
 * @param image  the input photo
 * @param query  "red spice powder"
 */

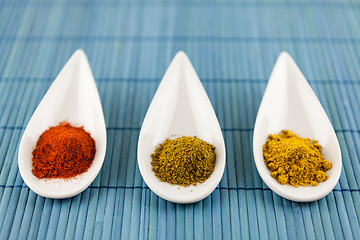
xmin=32 ymin=122 xmax=96 ymax=179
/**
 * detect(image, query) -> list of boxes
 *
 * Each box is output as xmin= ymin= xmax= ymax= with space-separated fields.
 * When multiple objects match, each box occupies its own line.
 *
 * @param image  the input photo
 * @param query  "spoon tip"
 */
xmin=275 ymin=51 xmax=294 ymax=69
xmin=173 ymin=51 xmax=192 ymax=66
xmin=73 ymin=48 xmax=86 ymax=57
xmin=279 ymin=51 xmax=290 ymax=58
xmin=174 ymin=50 xmax=187 ymax=58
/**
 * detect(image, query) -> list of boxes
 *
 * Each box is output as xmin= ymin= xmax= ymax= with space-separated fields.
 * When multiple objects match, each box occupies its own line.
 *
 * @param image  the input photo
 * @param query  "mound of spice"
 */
xmin=263 ymin=130 xmax=332 ymax=187
xmin=32 ymin=122 xmax=96 ymax=179
xmin=151 ymin=136 xmax=216 ymax=186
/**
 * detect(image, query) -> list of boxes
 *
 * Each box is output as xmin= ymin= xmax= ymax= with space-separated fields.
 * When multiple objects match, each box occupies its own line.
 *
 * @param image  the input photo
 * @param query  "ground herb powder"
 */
xmin=32 ymin=122 xmax=96 ymax=179
xmin=263 ymin=130 xmax=332 ymax=187
xmin=151 ymin=136 xmax=216 ymax=186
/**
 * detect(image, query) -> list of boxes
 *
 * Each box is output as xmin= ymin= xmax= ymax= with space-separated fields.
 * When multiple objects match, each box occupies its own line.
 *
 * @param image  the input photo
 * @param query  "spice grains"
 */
xmin=32 ymin=122 xmax=96 ymax=179
xmin=151 ymin=136 xmax=216 ymax=186
xmin=263 ymin=130 xmax=332 ymax=187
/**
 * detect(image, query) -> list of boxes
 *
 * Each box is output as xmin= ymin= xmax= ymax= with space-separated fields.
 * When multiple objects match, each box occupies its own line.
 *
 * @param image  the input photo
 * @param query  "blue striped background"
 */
xmin=1 ymin=0 xmax=360 ymax=239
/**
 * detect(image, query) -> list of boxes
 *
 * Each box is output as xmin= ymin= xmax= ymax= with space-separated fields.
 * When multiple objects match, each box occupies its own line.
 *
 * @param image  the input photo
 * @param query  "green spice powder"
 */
xmin=151 ymin=136 xmax=216 ymax=186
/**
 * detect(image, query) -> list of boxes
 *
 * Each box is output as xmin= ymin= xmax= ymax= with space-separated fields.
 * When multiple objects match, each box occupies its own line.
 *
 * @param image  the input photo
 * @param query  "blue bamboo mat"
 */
xmin=0 ymin=0 xmax=360 ymax=239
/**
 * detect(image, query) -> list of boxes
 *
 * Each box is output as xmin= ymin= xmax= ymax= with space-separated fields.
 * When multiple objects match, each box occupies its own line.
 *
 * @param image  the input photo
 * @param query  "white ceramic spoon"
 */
xmin=137 ymin=51 xmax=226 ymax=204
xmin=253 ymin=52 xmax=342 ymax=202
xmin=18 ymin=49 xmax=107 ymax=199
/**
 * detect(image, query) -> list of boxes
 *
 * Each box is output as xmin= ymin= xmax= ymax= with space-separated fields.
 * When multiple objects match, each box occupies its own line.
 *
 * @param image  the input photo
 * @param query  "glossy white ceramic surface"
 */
xmin=18 ymin=49 xmax=106 ymax=199
xmin=253 ymin=52 xmax=342 ymax=202
xmin=137 ymin=51 xmax=226 ymax=203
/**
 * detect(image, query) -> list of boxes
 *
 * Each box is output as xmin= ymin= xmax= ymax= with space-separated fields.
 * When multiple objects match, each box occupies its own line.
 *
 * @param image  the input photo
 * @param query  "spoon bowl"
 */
xmin=137 ymin=51 xmax=226 ymax=204
xmin=253 ymin=52 xmax=342 ymax=202
xmin=18 ymin=49 xmax=107 ymax=199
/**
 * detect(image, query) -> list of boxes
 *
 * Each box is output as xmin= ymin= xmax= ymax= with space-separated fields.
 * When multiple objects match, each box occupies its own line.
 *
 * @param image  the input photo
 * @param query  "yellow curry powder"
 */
xmin=263 ymin=130 xmax=332 ymax=187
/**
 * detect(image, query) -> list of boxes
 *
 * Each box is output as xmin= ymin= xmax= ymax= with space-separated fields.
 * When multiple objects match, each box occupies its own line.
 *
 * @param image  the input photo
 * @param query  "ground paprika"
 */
xmin=32 ymin=122 xmax=96 ymax=179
